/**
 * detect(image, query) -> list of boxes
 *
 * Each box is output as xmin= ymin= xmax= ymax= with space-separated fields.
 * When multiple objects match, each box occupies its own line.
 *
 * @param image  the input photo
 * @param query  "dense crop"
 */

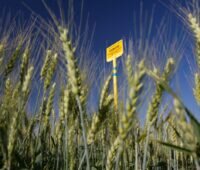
xmin=0 ymin=1 xmax=200 ymax=170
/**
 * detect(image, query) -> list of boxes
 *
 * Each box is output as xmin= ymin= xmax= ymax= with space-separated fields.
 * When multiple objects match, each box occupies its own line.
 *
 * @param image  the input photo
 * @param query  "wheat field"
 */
xmin=0 ymin=1 xmax=200 ymax=170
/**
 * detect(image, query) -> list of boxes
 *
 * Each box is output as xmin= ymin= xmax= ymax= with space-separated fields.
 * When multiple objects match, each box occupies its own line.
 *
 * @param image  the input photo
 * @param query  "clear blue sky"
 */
xmin=1 ymin=0 xmax=199 ymax=119
xmin=0 ymin=0 xmax=170 ymax=54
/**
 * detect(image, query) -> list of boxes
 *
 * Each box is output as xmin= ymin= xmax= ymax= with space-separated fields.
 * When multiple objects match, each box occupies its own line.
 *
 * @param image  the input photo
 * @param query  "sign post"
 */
xmin=106 ymin=39 xmax=123 ymax=112
xmin=112 ymin=58 xmax=118 ymax=110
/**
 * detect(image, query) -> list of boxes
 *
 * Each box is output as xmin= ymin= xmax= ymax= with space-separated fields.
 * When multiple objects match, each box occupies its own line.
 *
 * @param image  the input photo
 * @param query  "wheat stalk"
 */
xmin=106 ymin=59 xmax=145 ymax=170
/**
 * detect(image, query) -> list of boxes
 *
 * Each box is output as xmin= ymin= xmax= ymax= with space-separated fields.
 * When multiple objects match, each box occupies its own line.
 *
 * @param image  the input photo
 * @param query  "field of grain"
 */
xmin=0 ymin=1 xmax=200 ymax=170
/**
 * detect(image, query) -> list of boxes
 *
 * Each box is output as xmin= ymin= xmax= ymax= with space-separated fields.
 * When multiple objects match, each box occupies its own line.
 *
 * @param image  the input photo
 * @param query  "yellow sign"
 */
xmin=106 ymin=40 xmax=123 ymax=62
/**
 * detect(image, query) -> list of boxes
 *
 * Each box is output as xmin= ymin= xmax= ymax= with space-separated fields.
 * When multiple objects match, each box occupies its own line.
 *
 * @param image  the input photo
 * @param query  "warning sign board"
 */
xmin=106 ymin=40 xmax=123 ymax=62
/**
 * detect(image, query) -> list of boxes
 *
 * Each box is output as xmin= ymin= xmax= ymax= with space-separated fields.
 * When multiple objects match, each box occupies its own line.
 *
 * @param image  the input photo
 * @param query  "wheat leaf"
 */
xmin=156 ymin=140 xmax=193 ymax=153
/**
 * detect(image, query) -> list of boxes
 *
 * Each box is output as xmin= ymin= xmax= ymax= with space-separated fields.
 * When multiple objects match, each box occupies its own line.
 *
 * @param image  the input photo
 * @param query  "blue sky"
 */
xmin=1 ymin=0 xmax=199 ymax=119
xmin=0 ymin=0 xmax=171 ymax=54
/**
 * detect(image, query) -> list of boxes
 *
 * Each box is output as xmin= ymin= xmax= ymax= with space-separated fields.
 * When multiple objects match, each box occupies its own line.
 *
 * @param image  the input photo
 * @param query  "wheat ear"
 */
xmin=106 ymin=59 xmax=145 ymax=170
xmin=87 ymin=75 xmax=112 ymax=144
